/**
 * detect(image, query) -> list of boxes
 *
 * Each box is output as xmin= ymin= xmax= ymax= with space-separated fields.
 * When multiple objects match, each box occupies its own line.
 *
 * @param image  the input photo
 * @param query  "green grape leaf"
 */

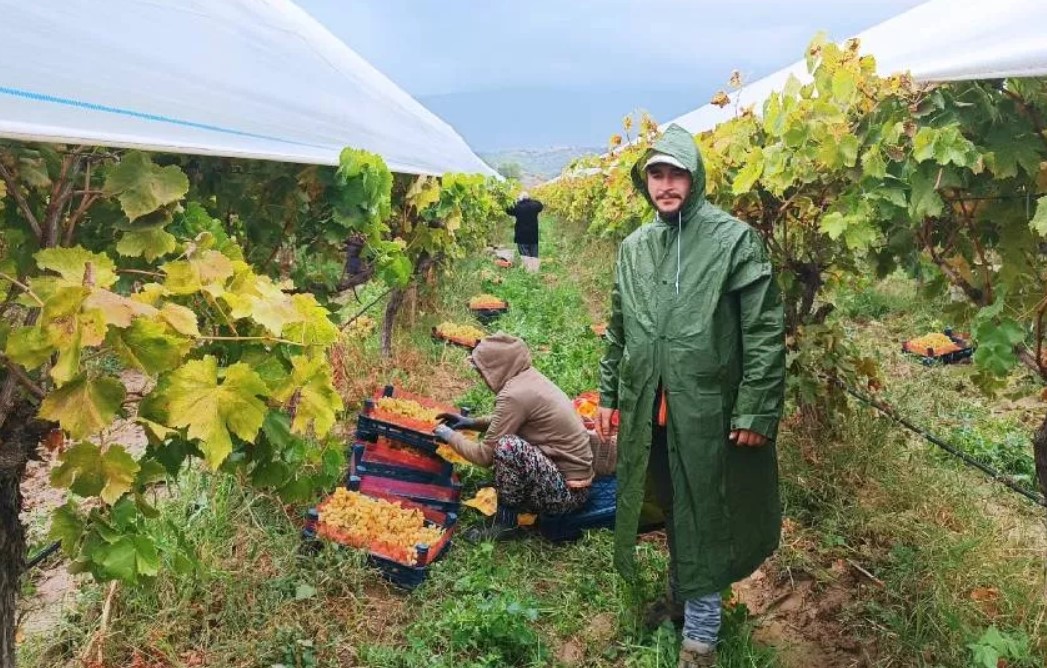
xmin=49 ymin=503 xmax=85 ymax=555
xmin=35 ymin=247 xmax=118 ymax=289
xmin=732 ymin=150 xmax=764 ymax=195
xmin=223 ymin=275 xmax=298 ymax=336
xmin=819 ymin=212 xmax=848 ymax=239
xmin=51 ymin=442 xmax=139 ymax=505
xmin=5 ymin=325 xmax=53 ymax=370
xmin=275 ymin=354 xmax=344 ymax=437
xmin=133 ymin=536 xmax=160 ymax=577
xmin=831 ymin=67 xmax=857 ymax=104
xmin=107 ymin=318 xmax=190 ymax=375
xmin=1030 ymin=196 xmax=1047 ymax=237
xmin=116 ymin=227 xmax=178 ymax=261
xmin=163 ymin=356 xmax=268 ymax=468
xmin=909 ymin=170 xmax=944 ymax=220
xmin=95 ymin=536 xmax=138 ymax=582
xmin=103 ymin=151 xmax=189 ymax=222
xmin=39 ymin=375 xmax=125 ymax=439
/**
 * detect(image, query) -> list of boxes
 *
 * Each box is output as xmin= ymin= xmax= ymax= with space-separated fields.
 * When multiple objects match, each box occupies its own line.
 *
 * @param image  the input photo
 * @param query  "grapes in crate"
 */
xmin=436 ymin=321 xmax=486 ymax=347
xmin=318 ymin=488 xmax=444 ymax=566
xmin=373 ymin=397 xmax=442 ymax=432
xmin=905 ymin=332 xmax=961 ymax=356
xmin=469 ymin=294 xmax=507 ymax=310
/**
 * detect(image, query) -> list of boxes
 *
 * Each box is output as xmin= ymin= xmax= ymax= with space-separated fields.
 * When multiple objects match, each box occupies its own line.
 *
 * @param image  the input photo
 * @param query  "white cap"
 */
xmin=519 ymin=191 xmax=530 ymax=199
xmin=643 ymin=152 xmax=687 ymax=171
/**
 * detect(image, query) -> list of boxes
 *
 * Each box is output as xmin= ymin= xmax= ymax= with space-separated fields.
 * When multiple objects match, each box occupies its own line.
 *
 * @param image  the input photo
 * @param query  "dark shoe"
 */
xmin=463 ymin=516 xmax=525 ymax=543
xmin=644 ymin=596 xmax=685 ymax=629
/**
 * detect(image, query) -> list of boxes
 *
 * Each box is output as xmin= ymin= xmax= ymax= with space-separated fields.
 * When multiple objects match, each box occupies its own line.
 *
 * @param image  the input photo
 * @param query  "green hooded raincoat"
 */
xmin=599 ymin=124 xmax=786 ymax=598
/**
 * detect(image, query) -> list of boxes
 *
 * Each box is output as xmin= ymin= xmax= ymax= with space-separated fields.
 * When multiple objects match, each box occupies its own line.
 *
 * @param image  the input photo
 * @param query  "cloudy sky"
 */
xmin=297 ymin=1 xmax=927 ymax=151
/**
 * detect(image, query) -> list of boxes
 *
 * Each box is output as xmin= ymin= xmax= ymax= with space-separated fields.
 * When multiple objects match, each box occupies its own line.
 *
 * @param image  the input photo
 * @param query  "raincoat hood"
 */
xmin=472 ymin=333 xmax=532 ymax=393
xmin=630 ymin=123 xmax=707 ymax=223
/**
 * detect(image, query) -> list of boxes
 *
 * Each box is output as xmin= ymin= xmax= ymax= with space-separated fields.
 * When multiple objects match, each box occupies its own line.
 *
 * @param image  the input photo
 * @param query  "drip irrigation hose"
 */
xmin=835 ymin=379 xmax=1047 ymax=508
xmin=25 ymin=540 xmax=61 ymax=571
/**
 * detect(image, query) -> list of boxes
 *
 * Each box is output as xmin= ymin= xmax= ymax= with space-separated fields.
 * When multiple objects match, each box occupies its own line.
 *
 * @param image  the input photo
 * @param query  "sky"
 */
xmin=296 ymin=1 xmax=928 ymax=152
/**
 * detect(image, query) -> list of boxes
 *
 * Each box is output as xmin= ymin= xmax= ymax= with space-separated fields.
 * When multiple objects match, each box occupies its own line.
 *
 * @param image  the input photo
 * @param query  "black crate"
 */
xmin=470 ymin=306 xmax=509 ymax=326
xmin=356 ymin=414 xmax=440 ymax=454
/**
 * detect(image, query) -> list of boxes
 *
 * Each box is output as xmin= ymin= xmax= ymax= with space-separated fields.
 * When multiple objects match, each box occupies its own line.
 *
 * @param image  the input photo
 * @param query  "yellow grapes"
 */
xmin=469 ymin=294 xmax=506 ymax=309
xmin=319 ymin=488 xmax=444 ymax=566
xmin=436 ymin=321 xmax=486 ymax=343
xmin=907 ymin=333 xmax=960 ymax=354
xmin=376 ymin=397 xmax=441 ymax=424
xmin=344 ymin=314 xmax=376 ymax=340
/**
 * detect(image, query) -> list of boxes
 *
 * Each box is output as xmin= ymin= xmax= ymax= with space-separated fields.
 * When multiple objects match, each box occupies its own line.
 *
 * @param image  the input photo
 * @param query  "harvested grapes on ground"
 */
xmin=318 ymin=489 xmax=444 ymax=566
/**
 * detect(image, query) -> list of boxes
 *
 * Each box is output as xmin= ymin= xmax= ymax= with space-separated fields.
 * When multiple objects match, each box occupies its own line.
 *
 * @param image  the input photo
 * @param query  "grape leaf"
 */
xmin=5 ymin=325 xmax=53 ymax=370
xmin=909 ymin=169 xmax=944 ymax=220
xmin=39 ymin=375 xmax=126 ymax=439
xmin=163 ymin=356 xmax=268 ymax=468
xmin=95 ymin=536 xmax=138 ymax=582
xmin=223 ymin=275 xmax=298 ymax=336
xmin=103 ymin=151 xmax=189 ymax=222
xmin=159 ymin=302 xmax=200 ymax=337
xmin=50 ymin=442 xmax=138 ymax=505
xmin=282 ymin=294 xmax=339 ymax=346
xmin=732 ymin=150 xmax=764 ymax=195
xmin=107 ymin=318 xmax=190 ymax=375
xmin=49 ymin=503 xmax=85 ymax=555
xmin=116 ymin=227 xmax=178 ymax=261
xmin=162 ymin=251 xmax=235 ymax=295
xmin=275 ymin=354 xmax=344 ymax=437
xmin=35 ymin=247 xmax=118 ymax=289
xmin=84 ymin=289 xmax=159 ymax=328
xmin=1030 ymin=196 xmax=1047 ymax=237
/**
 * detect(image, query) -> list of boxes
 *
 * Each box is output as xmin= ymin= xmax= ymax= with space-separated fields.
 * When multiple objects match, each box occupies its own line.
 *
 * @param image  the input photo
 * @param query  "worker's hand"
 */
xmin=596 ymin=407 xmax=618 ymax=442
xmin=433 ymin=424 xmax=455 ymax=443
xmin=729 ymin=429 xmax=768 ymax=447
xmin=436 ymin=412 xmax=476 ymax=431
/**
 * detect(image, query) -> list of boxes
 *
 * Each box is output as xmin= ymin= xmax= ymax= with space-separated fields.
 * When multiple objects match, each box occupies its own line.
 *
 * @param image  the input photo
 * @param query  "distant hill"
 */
xmin=479 ymin=146 xmax=602 ymax=185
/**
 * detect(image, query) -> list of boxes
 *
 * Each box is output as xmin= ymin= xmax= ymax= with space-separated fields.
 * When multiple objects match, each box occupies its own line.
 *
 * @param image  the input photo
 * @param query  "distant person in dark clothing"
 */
xmin=506 ymin=192 xmax=543 ymax=272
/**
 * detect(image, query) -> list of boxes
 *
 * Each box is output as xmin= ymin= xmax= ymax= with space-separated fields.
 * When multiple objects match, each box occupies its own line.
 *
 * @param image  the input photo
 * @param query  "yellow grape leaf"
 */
xmin=132 ymin=283 xmax=168 ymax=306
xmin=52 ymin=443 xmax=139 ymax=505
xmin=84 ymin=289 xmax=159 ymax=328
xmin=116 ymin=226 xmax=178 ymax=261
xmin=103 ymin=151 xmax=189 ymax=222
xmin=159 ymin=302 xmax=200 ymax=337
xmin=35 ymin=247 xmax=118 ymax=289
xmin=224 ymin=275 xmax=298 ymax=336
xmin=39 ymin=375 xmax=126 ymax=439
xmin=274 ymin=354 xmax=344 ymax=437
xmin=282 ymin=294 xmax=339 ymax=346
xmin=463 ymin=486 xmax=498 ymax=516
xmin=107 ymin=318 xmax=191 ymax=375
xmin=517 ymin=513 xmax=537 ymax=527
xmin=406 ymin=175 xmax=441 ymax=211
xmin=163 ymin=356 xmax=268 ymax=468
xmin=162 ymin=250 xmax=235 ymax=295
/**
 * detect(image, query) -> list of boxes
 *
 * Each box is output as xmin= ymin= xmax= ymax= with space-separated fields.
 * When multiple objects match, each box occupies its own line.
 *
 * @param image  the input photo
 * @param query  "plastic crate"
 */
xmin=356 ymin=385 xmax=453 ymax=454
xmin=350 ymin=441 xmax=454 ymax=485
xmin=470 ymin=305 xmax=509 ymax=326
xmin=902 ymin=329 xmax=975 ymax=366
xmin=537 ymin=476 xmax=617 ymax=542
xmin=431 ymin=327 xmax=479 ymax=350
xmin=347 ymin=472 xmax=462 ymax=514
xmin=303 ymin=500 xmax=456 ymax=590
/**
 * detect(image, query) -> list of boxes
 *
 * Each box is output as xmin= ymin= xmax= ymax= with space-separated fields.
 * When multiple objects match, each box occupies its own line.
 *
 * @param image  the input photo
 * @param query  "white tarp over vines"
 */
xmin=0 ymin=0 xmax=496 ymax=177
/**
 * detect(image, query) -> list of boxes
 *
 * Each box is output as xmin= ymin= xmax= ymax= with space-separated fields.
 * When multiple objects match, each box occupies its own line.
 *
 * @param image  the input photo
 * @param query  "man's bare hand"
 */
xmin=729 ymin=429 xmax=768 ymax=447
xmin=596 ymin=407 xmax=617 ymax=442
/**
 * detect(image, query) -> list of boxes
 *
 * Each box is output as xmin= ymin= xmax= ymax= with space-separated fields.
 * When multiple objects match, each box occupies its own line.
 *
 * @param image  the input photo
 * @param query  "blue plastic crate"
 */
xmin=537 ymin=475 xmax=617 ymax=542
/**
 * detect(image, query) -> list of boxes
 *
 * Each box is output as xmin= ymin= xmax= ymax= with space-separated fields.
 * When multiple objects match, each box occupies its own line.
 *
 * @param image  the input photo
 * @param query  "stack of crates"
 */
xmin=304 ymin=385 xmax=462 ymax=589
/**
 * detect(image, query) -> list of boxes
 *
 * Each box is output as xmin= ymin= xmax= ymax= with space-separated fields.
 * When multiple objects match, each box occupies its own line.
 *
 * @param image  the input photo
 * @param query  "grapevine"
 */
xmin=317 ymin=488 xmax=444 ymax=566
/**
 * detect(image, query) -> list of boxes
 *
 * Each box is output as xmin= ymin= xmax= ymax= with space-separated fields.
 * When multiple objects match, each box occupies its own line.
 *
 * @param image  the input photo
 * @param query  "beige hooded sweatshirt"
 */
xmin=444 ymin=333 xmax=594 ymax=484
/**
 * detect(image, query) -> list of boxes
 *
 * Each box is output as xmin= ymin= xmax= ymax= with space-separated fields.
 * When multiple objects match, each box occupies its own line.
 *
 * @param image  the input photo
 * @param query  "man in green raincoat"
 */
xmin=596 ymin=124 xmax=785 ymax=667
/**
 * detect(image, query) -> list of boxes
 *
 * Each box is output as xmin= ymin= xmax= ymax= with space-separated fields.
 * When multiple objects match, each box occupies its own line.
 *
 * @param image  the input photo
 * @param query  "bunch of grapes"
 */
xmin=436 ymin=321 xmax=486 ymax=345
xmin=469 ymin=294 xmax=506 ymax=309
xmin=319 ymin=488 xmax=444 ymax=565
xmin=374 ymin=397 xmax=442 ymax=431
xmin=907 ymin=332 xmax=960 ymax=355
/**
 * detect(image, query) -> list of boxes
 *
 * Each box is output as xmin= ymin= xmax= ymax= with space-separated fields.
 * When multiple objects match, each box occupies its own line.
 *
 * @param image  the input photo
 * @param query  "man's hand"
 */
xmin=729 ymin=429 xmax=768 ymax=447
xmin=596 ymin=407 xmax=618 ymax=442
xmin=436 ymin=412 xmax=476 ymax=431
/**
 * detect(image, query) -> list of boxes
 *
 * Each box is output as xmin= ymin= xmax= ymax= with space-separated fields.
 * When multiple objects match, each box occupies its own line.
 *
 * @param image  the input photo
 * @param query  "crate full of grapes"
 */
xmin=468 ymin=294 xmax=509 ymax=325
xmin=349 ymin=439 xmax=454 ymax=485
xmin=304 ymin=488 xmax=456 ymax=589
xmin=356 ymin=385 xmax=455 ymax=453
xmin=902 ymin=329 xmax=974 ymax=365
xmin=432 ymin=321 xmax=486 ymax=349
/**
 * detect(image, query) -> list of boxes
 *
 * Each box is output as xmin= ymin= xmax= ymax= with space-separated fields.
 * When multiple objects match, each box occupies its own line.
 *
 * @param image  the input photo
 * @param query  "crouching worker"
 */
xmin=433 ymin=333 xmax=594 ymax=517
